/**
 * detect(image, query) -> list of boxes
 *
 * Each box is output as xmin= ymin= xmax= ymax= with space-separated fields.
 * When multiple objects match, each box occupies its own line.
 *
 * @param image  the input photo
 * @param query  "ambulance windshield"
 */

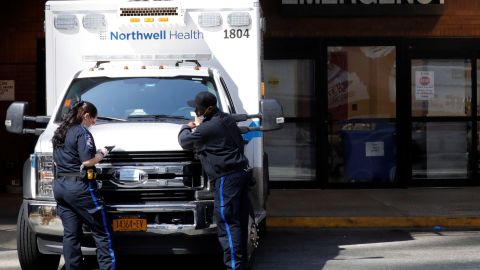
xmin=54 ymin=76 xmax=222 ymax=123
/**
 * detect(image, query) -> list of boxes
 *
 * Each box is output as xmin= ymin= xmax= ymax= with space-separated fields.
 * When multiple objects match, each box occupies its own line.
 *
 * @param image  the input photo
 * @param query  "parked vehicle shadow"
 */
xmin=67 ymin=228 xmax=415 ymax=270
xmin=63 ymin=254 xmax=225 ymax=270
xmin=252 ymin=228 xmax=414 ymax=270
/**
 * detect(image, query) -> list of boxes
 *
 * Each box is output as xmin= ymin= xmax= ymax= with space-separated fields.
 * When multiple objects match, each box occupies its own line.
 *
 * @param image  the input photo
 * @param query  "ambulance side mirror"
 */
xmin=232 ymin=99 xmax=284 ymax=133
xmin=5 ymin=101 xmax=50 ymax=135
xmin=259 ymin=99 xmax=284 ymax=131
xmin=5 ymin=102 xmax=27 ymax=134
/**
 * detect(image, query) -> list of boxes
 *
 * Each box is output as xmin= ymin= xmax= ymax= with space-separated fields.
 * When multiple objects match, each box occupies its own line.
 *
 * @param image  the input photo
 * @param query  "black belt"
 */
xmin=57 ymin=172 xmax=82 ymax=177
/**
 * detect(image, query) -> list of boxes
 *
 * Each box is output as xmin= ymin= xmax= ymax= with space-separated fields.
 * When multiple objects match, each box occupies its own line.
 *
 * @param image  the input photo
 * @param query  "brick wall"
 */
xmin=262 ymin=0 xmax=480 ymax=38
xmin=0 ymin=0 xmax=44 ymax=189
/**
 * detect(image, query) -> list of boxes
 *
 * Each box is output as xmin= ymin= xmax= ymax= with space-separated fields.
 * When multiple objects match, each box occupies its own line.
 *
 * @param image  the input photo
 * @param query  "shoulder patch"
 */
xmin=85 ymin=132 xmax=94 ymax=149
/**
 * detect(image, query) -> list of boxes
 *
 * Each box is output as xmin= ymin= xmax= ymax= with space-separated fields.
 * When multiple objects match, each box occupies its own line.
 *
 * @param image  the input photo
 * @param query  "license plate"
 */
xmin=112 ymin=216 xmax=147 ymax=232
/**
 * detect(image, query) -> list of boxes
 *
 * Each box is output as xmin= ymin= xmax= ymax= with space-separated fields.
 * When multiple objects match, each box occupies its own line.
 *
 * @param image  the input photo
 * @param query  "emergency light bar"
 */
xmin=198 ymin=13 xmax=222 ymax=28
xmin=54 ymin=14 xmax=79 ymax=30
xmin=119 ymin=1 xmax=186 ymax=26
xmin=82 ymin=53 xmax=212 ymax=62
xmin=83 ymin=13 xmax=106 ymax=31
xmin=227 ymin=12 xmax=251 ymax=27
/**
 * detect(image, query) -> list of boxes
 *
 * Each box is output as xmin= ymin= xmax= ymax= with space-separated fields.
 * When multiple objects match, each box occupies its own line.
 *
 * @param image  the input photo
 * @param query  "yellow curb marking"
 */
xmin=267 ymin=217 xmax=480 ymax=228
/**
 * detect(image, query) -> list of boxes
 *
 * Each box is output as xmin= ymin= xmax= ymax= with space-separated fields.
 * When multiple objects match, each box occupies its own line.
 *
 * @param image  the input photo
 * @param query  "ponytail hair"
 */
xmin=52 ymin=101 xmax=98 ymax=149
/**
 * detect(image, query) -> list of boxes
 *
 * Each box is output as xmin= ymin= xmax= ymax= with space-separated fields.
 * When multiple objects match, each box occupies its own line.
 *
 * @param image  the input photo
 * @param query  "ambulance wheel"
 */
xmin=246 ymin=216 xmax=260 ymax=270
xmin=17 ymin=203 xmax=60 ymax=270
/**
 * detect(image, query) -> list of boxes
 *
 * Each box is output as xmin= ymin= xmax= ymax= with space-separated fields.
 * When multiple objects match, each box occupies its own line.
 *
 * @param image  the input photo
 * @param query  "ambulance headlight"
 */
xmin=37 ymin=154 xmax=54 ymax=199
xmin=83 ymin=14 xmax=106 ymax=30
xmin=54 ymin=14 xmax=79 ymax=30
xmin=198 ymin=13 xmax=222 ymax=28
xmin=227 ymin=12 xmax=251 ymax=27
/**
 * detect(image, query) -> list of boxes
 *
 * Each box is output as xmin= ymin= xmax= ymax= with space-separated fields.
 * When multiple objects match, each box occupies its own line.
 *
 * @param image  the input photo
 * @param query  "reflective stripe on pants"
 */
xmin=214 ymin=170 xmax=250 ymax=270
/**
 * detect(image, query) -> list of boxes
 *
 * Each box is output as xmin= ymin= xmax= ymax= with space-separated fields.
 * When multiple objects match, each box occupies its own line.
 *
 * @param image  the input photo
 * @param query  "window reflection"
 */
xmin=264 ymin=122 xmax=315 ymax=181
xmin=263 ymin=60 xmax=315 ymax=181
xmin=412 ymin=122 xmax=470 ymax=179
xmin=411 ymin=59 xmax=472 ymax=180
xmin=411 ymin=59 xmax=471 ymax=117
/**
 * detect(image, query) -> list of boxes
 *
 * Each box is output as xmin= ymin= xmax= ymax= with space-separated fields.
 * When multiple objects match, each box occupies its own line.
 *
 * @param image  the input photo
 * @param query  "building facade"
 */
xmin=1 ymin=0 xmax=480 ymax=189
xmin=0 ymin=0 xmax=44 ymax=190
xmin=261 ymin=0 xmax=480 ymax=187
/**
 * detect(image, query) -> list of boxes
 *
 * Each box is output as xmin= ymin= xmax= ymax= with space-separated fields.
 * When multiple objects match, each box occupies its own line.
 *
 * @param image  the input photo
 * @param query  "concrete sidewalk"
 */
xmin=266 ymin=187 xmax=480 ymax=229
xmin=2 ymin=187 xmax=480 ymax=229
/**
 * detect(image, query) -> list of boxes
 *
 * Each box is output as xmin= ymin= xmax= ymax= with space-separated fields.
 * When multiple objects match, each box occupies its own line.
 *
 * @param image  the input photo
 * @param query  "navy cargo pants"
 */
xmin=53 ymin=176 xmax=116 ymax=270
xmin=214 ymin=169 xmax=251 ymax=270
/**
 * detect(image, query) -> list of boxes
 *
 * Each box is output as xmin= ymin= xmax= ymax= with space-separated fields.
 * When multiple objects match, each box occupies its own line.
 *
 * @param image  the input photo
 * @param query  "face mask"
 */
xmin=194 ymin=107 xmax=210 ymax=125
xmin=195 ymin=113 xmax=206 ymax=126
xmin=82 ymin=115 xmax=95 ymax=129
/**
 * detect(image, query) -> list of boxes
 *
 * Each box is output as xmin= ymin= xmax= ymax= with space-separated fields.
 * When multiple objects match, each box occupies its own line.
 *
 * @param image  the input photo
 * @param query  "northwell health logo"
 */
xmin=108 ymin=30 xmax=204 ymax=41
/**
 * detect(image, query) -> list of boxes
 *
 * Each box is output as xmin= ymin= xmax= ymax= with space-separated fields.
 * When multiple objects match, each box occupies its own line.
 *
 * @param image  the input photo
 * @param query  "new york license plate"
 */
xmin=112 ymin=216 xmax=147 ymax=232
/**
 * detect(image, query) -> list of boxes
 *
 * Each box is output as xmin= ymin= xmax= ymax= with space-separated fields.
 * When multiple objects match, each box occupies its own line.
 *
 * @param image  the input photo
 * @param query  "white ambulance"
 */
xmin=5 ymin=0 xmax=284 ymax=269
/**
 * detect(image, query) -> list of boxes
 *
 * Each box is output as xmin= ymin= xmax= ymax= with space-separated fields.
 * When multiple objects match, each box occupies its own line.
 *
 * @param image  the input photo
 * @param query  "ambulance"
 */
xmin=5 ymin=0 xmax=284 ymax=269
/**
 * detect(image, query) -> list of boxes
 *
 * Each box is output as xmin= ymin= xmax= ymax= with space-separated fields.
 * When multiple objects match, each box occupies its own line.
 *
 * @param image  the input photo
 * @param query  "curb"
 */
xmin=267 ymin=217 xmax=480 ymax=229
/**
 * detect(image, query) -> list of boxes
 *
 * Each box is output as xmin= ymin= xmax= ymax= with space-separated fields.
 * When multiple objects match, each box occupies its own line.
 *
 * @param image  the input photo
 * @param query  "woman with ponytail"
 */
xmin=52 ymin=101 xmax=116 ymax=270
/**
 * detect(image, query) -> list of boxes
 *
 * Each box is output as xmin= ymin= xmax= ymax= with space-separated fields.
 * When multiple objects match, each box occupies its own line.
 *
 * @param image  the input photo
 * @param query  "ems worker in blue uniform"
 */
xmin=52 ymin=101 xmax=116 ymax=270
xmin=178 ymin=92 xmax=251 ymax=270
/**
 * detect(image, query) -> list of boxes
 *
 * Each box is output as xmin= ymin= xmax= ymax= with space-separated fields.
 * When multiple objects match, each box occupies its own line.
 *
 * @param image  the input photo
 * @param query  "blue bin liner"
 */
xmin=340 ymin=122 xmax=396 ymax=182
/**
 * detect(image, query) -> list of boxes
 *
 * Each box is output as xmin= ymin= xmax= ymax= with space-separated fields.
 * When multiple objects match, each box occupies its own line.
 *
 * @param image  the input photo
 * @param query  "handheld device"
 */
xmin=104 ymin=145 xmax=115 ymax=152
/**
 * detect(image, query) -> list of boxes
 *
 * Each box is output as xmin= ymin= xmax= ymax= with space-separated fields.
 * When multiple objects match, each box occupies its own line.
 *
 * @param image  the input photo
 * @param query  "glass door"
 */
xmin=326 ymin=46 xmax=397 ymax=184
xmin=263 ymin=59 xmax=316 ymax=182
xmin=411 ymin=59 xmax=473 ymax=181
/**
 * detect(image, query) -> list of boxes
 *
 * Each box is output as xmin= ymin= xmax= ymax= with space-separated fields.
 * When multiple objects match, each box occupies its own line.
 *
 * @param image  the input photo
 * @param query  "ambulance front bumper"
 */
xmin=25 ymin=199 xmax=217 ymax=237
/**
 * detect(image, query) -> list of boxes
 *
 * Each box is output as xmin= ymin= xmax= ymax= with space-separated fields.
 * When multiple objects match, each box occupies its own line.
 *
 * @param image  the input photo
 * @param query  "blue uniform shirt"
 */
xmin=178 ymin=110 xmax=249 ymax=179
xmin=53 ymin=124 xmax=96 ymax=173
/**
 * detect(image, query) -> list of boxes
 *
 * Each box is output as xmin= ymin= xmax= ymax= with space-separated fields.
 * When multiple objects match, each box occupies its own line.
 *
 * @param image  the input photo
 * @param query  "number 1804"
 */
xmin=224 ymin=29 xmax=250 ymax=39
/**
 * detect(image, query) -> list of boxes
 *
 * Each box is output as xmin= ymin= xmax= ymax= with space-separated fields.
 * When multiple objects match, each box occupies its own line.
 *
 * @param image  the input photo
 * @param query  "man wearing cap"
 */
xmin=178 ymin=91 xmax=251 ymax=270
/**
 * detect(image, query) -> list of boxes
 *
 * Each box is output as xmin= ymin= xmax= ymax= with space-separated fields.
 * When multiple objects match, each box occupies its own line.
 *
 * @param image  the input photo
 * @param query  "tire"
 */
xmin=245 ymin=215 xmax=260 ymax=270
xmin=17 ymin=203 xmax=61 ymax=270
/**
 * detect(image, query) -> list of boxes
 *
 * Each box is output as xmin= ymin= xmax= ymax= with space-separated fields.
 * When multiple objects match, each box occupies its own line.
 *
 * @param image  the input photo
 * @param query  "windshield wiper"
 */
xmin=127 ymin=114 xmax=188 ymax=120
xmin=97 ymin=116 xmax=127 ymax=122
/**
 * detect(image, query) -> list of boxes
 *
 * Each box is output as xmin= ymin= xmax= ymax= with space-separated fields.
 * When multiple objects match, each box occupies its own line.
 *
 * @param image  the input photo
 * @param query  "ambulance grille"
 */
xmin=120 ymin=7 xmax=179 ymax=17
xmin=101 ymin=189 xmax=195 ymax=203
xmin=101 ymin=151 xmax=195 ymax=164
